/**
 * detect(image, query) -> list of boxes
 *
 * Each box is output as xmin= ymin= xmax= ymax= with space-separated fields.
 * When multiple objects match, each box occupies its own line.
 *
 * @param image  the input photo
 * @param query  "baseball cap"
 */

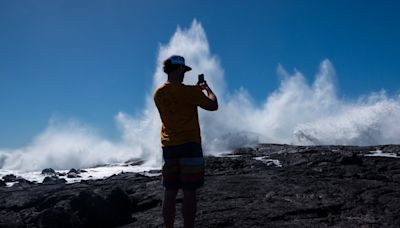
xmin=165 ymin=55 xmax=192 ymax=72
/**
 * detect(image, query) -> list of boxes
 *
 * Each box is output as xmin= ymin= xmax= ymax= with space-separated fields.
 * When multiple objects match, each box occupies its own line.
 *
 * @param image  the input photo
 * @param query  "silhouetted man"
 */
xmin=154 ymin=55 xmax=218 ymax=228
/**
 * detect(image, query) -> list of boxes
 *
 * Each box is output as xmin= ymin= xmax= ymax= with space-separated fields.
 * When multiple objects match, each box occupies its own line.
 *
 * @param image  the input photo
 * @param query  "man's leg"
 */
xmin=182 ymin=189 xmax=197 ymax=228
xmin=163 ymin=189 xmax=178 ymax=228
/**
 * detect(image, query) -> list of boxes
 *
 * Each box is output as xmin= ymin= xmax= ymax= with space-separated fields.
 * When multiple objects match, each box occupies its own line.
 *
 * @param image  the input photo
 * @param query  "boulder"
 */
xmin=106 ymin=187 xmax=134 ymax=226
xmin=42 ymin=176 xmax=67 ymax=184
xmin=124 ymin=158 xmax=144 ymax=166
xmin=38 ymin=207 xmax=78 ymax=228
xmin=148 ymin=169 xmax=161 ymax=174
xmin=68 ymin=168 xmax=79 ymax=174
xmin=2 ymin=174 xmax=17 ymax=182
xmin=66 ymin=169 xmax=81 ymax=178
xmin=339 ymin=153 xmax=363 ymax=165
xmin=12 ymin=177 xmax=35 ymax=188
xmin=67 ymin=173 xmax=80 ymax=178
xmin=232 ymin=147 xmax=254 ymax=156
xmin=41 ymin=168 xmax=56 ymax=176
xmin=70 ymin=189 xmax=134 ymax=227
xmin=58 ymin=172 xmax=67 ymax=176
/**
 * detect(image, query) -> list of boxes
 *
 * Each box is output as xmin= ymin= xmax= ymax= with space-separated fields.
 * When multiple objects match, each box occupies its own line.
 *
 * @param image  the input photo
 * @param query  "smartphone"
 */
xmin=198 ymin=74 xmax=205 ymax=84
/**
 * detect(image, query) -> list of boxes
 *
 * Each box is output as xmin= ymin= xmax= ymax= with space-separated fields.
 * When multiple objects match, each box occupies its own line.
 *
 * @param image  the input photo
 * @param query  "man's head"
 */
xmin=163 ymin=55 xmax=191 ymax=83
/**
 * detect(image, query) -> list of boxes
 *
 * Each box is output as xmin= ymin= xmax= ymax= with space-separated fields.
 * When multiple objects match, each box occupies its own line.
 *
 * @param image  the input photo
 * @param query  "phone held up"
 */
xmin=198 ymin=74 xmax=205 ymax=84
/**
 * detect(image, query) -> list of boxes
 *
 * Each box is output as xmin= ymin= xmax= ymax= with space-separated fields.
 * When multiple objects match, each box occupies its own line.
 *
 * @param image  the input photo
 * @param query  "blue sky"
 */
xmin=1 ymin=0 xmax=400 ymax=148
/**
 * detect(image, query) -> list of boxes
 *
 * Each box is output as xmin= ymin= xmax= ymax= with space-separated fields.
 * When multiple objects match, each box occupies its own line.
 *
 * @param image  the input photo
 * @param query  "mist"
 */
xmin=1 ymin=20 xmax=400 ymax=171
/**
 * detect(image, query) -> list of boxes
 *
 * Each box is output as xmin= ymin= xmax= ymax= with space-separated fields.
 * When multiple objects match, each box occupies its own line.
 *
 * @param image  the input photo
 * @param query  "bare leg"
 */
xmin=163 ymin=189 xmax=178 ymax=228
xmin=182 ymin=190 xmax=197 ymax=228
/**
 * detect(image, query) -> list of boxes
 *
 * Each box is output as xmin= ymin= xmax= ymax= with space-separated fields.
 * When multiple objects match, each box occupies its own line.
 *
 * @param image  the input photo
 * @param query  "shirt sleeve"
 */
xmin=186 ymin=86 xmax=210 ymax=107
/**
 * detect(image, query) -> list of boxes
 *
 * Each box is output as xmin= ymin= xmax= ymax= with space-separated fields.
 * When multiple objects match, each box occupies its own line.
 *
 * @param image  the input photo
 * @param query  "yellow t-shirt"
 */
xmin=154 ymin=83 xmax=209 ymax=147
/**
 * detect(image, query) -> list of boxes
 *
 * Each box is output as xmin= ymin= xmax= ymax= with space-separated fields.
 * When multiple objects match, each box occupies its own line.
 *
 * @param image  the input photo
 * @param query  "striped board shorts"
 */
xmin=162 ymin=142 xmax=205 ymax=190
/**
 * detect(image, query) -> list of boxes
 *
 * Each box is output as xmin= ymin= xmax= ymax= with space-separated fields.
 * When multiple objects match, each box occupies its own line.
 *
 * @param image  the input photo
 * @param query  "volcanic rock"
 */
xmin=69 ymin=188 xmax=134 ymax=227
xmin=41 ymin=168 xmax=56 ymax=176
xmin=68 ymin=168 xmax=79 ymax=174
xmin=339 ymin=153 xmax=363 ymax=165
xmin=0 ymin=175 xmax=33 ymax=189
xmin=2 ymin=174 xmax=17 ymax=182
xmin=42 ymin=176 xmax=67 ymax=184
xmin=147 ymin=170 xmax=161 ymax=174
xmin=13 ymin=178 xmax=34 ymax=188
xmin=124 ymin=159 xmax=145 ymax=166
xmin=58 ymin=172 xmax=67 ymax=176
xmin=0 ymin=144 xmax=400 ymax=227
xmin=67 ymin=173 xmax=80 ymax=178
xmin=67 ymin=168 xmax=81 ymax=178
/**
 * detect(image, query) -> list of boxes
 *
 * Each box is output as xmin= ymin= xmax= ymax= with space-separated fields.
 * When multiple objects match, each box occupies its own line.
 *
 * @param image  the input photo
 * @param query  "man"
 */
xmin=154 ymin=55 xmax=218 ymax=228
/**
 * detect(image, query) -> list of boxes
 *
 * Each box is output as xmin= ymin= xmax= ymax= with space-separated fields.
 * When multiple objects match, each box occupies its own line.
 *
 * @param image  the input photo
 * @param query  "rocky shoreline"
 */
xmin=1 ymin=144 xmax=400 ymax=227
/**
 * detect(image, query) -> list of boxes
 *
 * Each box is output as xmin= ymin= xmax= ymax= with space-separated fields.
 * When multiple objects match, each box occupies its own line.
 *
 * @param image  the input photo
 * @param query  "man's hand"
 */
xmin=197 ymin=81 xmax=209 ymax=91
xmin=197 ymin=81 xmax=218 ymax=111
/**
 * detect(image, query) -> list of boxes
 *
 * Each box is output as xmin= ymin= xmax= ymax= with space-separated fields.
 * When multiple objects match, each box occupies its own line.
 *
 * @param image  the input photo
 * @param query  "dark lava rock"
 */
xmin=67 ymin=169 xmax=81 ymax=178
xmin=1 ymin=144 xmax=400 ymax=227
xmin=2 ymin=174 xmax=17 ymax=182
xmin=42 ymin=176 xmax=67 ymax=184
xmin=67 ymin=173 xmax=80 ymax=178
xmin=107 ymin=187 xmax=134 ymax=225
xmin=339 ymin=153 xmax=363 ymax=165
xmin=13 ymin=178 xmax=34 ymax=188
xmin=41 ymin=168 xmax=56 ymax=176
xmin=69 ymin=187 xmax=137 ymax=227
xmin=148 ymin=170 xmax=161 ymax=174
xmin=232 ymin=147 xmax=255 ymax=156
xmin=68 ymin=168 xmax=79 ymax=174
xmin=38 ymin=207 xmax=79 ymax=228
xmin=58 ymin=172 xmax=67 ymax=176
xmin=125 ymin=159 xmax=144 ymax=166
xmin=70 ymin=190 xmax=115 ymax=227
xmin=0 ymin=176 xmax=34 ymax=188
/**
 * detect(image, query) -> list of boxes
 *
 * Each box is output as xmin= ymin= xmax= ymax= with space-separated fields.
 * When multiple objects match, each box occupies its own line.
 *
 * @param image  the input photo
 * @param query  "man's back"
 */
xmin=154 ymin=83 xmax=209 ymax=147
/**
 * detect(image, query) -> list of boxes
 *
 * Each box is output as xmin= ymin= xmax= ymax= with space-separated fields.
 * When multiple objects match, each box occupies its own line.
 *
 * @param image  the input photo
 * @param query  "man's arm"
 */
xmin=198 ymin=82 xmax=218 ymax=111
